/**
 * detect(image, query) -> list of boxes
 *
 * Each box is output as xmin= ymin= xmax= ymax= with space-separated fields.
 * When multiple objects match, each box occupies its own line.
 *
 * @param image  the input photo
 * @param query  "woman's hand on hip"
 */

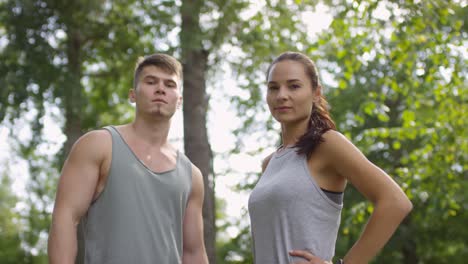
xmin=289 ymin=250 xmax=332 ymax=264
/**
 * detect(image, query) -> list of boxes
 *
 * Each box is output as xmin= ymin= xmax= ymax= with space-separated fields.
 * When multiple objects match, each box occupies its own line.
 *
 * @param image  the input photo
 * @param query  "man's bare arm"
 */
xmin=182 ymin=165 xmax=208 ymax=264
xmin=48 ymin=130 xmax=110 ymax=264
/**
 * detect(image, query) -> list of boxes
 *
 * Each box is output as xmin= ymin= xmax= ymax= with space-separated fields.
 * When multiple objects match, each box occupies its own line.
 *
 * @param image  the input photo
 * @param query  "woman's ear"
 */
xmin=313 ymin=85 xmax=322 ymax=103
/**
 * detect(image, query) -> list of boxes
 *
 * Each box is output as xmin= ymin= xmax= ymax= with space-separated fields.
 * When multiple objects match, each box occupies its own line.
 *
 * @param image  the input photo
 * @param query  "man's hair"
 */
xmin=133 ymin=53 xmax=183 ymax=89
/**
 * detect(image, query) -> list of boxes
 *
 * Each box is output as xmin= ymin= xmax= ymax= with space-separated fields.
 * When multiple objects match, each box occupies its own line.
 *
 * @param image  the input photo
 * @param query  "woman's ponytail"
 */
xmin=295 ymin=94 xmax=336 ymax=158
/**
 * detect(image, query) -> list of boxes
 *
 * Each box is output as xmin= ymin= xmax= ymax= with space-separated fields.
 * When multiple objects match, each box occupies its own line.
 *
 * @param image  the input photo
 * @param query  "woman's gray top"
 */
xmin=76 ymin=126 xmax=192 ymax=264
xmin=248 ymin=147 xmax=343 ymax=263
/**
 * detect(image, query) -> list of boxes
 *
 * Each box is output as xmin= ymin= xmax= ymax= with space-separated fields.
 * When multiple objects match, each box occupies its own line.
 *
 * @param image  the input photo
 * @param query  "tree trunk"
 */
xmin=62 ymin=26 xmax=84 ymax=159
xmin=181 ymin=1 xmax=216 ymax=263
xmin=401 ymin=216 xmax=418 ymax=264
xmin=63 ymin=24 xmax=86 ymax=262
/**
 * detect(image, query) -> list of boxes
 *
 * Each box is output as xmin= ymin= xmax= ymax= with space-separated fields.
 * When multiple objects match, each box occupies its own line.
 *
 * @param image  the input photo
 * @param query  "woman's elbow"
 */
xmin=377 ymin=192 xmax=413 ymax=219
xmin=401 ymin=195 xmax=413 ymax=215
xmin=393 ymin=193 xmax=413 ymax=218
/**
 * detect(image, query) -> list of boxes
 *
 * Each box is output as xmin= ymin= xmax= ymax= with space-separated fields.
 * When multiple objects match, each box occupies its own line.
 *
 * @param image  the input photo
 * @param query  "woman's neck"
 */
xmin=280 ymin=120 xmax=309 ymax=147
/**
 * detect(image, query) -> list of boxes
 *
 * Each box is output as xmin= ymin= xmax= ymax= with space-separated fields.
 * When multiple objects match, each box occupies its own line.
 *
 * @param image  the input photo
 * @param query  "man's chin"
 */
xmin=150 ymin=110 xmax=175 ymax=119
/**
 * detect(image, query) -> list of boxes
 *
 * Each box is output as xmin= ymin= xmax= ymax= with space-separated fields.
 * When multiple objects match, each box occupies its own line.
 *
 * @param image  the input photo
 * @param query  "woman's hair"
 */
xmin=266 ymin=51 xmax=336 ymax=158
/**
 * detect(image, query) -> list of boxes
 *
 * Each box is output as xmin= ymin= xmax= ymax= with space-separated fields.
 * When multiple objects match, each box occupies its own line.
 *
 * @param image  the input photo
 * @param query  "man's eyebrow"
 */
xmin=142 ymin=75 xmax=156 ymax=79
xmin=286 ymin=79 xmax=302 ymax=83
xmin=143 ymin=74 xmax=177 ymax=83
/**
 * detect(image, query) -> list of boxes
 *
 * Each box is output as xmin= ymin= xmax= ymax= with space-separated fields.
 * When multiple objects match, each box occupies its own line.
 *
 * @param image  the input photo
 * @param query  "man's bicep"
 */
xmin=182 ymin=166 xmax=206 ymax=255
xmin=53 ymin=132 xmax=108 ymax=222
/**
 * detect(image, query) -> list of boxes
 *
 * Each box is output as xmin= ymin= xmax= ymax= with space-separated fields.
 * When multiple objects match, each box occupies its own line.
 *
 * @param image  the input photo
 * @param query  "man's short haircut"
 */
xmin=133 ymin=53 xmax=183 ymax=89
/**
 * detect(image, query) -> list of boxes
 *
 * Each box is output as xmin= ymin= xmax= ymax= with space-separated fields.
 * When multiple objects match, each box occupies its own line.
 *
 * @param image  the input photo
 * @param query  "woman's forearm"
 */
xmin=343 ymin=196 xmax=412 ymax=264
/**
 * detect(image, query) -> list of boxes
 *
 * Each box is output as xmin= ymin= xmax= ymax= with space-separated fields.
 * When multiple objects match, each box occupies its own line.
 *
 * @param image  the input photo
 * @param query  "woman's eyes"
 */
xmin=268 ymin=84 xmax=301 ymax=90
xmin=268 ymin=86 xmax=279 ymax=90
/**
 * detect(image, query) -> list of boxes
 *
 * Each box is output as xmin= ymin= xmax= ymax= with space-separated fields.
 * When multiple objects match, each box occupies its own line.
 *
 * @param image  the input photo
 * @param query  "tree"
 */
xmin=316 ymin=1 xmax=467 ymax=262
xmin=180 ymin=1 xmax=317 ymax=261
xmin=3 ymin=0 xmax=465 ymax=262
xmin=179 ymin=1 xmax=216 ymax=260
xmin=230 ymin=0 xmax=467 ymax=263
xmin=0 ymin=171 xmax=28 ymax=264
xmin=1 ymin=0 xmax=321 ymax=262
xmin=0 ymin=0 xmax=161 ymax=259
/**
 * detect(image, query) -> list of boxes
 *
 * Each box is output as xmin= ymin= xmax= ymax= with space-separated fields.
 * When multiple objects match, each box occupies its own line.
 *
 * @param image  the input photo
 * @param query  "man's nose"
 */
xmin=155 ymin=81 xmax=166 ymax=94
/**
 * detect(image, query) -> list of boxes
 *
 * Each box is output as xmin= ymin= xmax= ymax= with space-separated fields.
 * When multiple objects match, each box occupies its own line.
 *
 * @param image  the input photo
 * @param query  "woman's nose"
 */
xmin=277 ymin=86 xmax=288 ymax=100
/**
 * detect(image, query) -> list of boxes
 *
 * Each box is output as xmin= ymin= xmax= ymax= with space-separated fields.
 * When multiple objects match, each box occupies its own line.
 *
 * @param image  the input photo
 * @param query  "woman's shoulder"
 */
xmin=312 ymin=130 xmax=368 ymax=181
xmin=261 ymin=152 xmax=275 ymax=173
xmin=322 ymin=129 xmax=347 ymax=141
xmin=321 ymin=130 xmax=354 ymax=148
xmin=317 ymin=130 xmax=361 ymax=158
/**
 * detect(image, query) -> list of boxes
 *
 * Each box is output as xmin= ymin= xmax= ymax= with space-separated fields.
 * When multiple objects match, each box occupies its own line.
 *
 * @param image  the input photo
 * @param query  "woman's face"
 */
xmin=266 ymin=60 xmax=318 ymax=125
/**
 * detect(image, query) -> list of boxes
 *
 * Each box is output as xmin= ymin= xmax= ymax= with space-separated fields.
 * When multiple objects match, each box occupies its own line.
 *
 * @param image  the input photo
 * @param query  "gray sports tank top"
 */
xmin=248 ymin=147 xmax=343 ymax=263
xmin=76 ymin=126 xmax=192 ymax=264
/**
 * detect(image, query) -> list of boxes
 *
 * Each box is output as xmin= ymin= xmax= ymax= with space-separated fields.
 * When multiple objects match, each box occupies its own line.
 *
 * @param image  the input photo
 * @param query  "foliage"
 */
xmin=0 ymin=0 xmax=466 ymax=263
xmin=230 ymin=0 xmax=467 ymax=263
xmin=0 ymin=172 xmax=28 ymax=263
xmin=0 ymin=0 xmax=163 ymax=259
xmin=316 ymin=1 xmax=467 ymax=262
xmin=0 ymin=0 xmax=323 ymax=261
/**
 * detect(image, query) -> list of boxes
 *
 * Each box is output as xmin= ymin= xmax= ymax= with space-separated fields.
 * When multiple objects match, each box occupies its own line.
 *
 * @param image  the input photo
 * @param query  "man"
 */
xmin=48 ymin=53 xmax=208 ymax=264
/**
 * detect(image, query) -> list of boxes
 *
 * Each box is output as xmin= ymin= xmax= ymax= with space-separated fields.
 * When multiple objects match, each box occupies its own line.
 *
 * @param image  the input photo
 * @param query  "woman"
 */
xmin=248 ymin=52 xmax=412 ymax=264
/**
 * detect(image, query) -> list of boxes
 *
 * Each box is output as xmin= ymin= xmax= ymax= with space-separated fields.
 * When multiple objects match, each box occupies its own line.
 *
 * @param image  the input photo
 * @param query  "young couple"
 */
xmin=48 ymin=53 xmax=412 ymax=264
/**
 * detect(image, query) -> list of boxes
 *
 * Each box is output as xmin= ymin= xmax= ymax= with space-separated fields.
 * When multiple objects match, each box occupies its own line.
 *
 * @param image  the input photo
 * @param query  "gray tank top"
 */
xmin=248 ymin=147 xmax=343 ymax=263
xmin=76 ymin=126 xmax=192 ymax=264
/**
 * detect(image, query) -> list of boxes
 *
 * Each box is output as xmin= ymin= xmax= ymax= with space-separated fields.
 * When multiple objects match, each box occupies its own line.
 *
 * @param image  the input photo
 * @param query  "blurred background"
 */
xmin=0 ymin=0 xmax=467 ymax=263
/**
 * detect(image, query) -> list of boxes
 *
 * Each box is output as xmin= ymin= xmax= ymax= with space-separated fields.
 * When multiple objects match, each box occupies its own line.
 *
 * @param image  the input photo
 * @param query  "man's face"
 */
xmin=130 ymin=65 xmax=182 ymax=119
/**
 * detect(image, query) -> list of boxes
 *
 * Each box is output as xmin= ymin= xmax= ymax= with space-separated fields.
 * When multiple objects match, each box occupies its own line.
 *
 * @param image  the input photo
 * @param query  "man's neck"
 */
xmin=130 ymin=118 xmax=171 ymax=147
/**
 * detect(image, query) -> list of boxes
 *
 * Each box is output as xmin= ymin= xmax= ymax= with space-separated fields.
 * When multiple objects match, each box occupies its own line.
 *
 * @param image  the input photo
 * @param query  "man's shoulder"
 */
xmin=73 ymin=128 xmax=113 ymax=152
xmin=174 ymin=151 xmax=201 ymax=176
xmin=190 ymin=163 xmax=202 ymax=177
xmin=84 ymin=128 xmax=112 ymax=140
xmin=87 ymin=124 xmax=131 ymax=140
xmin=176 ymin=151 xmax=199 ymax=174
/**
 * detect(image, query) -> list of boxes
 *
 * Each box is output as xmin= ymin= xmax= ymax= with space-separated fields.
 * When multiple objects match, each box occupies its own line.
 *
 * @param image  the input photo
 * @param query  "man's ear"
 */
xmin=177 ymin=95 xmax=183 ymax=109
xmin=129 ymin=88 xmax=136 ymax=103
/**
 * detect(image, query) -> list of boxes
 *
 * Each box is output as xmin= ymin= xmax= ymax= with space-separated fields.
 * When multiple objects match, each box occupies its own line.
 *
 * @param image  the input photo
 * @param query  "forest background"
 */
xmin=0 ymin=0 xmax=467 ymax=263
